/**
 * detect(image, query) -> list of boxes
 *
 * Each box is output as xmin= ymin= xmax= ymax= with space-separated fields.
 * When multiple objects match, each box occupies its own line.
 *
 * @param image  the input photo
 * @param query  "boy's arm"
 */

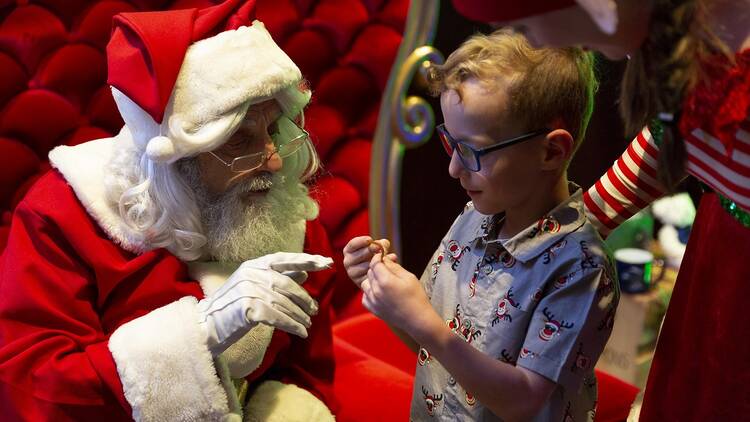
xmin=385 ymin=323 xmax=419 ymax=353
xmin=415 ymin=318 xmax=556 ymax=422
xmin=583 ymin=126 xmax=669 ymax=237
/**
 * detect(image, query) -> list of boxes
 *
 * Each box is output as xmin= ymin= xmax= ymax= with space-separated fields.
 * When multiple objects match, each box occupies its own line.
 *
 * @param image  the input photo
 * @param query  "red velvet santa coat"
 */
xmin=0 ymin=167 xmax=337 ymax=421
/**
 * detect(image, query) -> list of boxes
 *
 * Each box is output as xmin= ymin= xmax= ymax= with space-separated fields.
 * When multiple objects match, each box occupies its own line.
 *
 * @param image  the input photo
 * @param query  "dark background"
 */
xmin=399 ymin=2 xmax=631 ymax=274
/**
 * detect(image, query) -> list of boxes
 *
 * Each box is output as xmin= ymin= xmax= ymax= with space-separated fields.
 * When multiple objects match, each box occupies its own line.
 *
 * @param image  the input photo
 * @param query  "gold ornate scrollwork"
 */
xmin=370 ymin=1 xmax=443 ymax=257
xmin=392 ymin=46 xmax=445 ymax=148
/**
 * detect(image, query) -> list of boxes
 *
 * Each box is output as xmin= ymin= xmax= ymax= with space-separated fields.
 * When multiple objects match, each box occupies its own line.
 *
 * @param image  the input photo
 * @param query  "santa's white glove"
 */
xmin=197 ymin=252 xmax=333 ymax=356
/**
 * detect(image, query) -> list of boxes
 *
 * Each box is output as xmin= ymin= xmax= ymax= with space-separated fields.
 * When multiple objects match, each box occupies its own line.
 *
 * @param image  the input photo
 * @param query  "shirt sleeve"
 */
xmin=515 ymin=261 xmax=618 ymax=394
xmin=583 ymin=126 xmax=666 ymax=237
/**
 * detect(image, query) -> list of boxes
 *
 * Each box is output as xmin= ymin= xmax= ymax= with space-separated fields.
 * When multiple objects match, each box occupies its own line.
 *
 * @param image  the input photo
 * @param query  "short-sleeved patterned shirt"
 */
xmin=410 ymin=186 xmax=619 ymax=422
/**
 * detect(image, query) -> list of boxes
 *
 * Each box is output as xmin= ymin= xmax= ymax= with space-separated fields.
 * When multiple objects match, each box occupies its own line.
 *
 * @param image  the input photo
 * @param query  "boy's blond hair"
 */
xmin=428 ymin=29 xmax=597 ymax=151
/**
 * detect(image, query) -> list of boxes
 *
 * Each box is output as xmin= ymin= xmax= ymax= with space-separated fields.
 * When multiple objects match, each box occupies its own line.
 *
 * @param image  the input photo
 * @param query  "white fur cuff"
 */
xmin=109 ymin=296 xmax=238 ymax=421
xmin=245 ymin=380 xmax=335 ymax=422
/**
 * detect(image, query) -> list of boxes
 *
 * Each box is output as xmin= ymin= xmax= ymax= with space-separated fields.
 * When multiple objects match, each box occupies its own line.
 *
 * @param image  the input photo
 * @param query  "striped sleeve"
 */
xmin=683 ymin=120 xmax=750 ymax=211
xmin=583 ymin=127 xmax=667 ymax=238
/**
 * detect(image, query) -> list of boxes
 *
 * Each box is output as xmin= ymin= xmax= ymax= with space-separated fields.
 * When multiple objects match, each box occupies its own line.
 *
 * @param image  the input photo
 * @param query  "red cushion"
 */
xmin=0 ymin=138 xmax=40 ymax=208
xmin=316 ymin=66 xmax=378 ymax=122
xmin=0 ymin=6 xmax=67 ymax=71
xmin=304 ymin=103 xmax=346 ymax=160
xmin=594 ymin=369 xmax=640 ymax=421
xmin=0 ymin=90 xmax=79 ymax=155
xmin=333 ymin=312 xmax=416 ymax=374
xmin=73 ymin=1 xmax=138 ymax=49
xmin=36 ymin=44 xmax=106 ymax=107
xmin=257 ymin=0 xmax=301 ymax=42
xmin=343 ymin=24 xmax=403 ymax=90
xmin=333 ymin=336 xmax=412 ymax=421
xmin=327 ymin=138 xmax=371 ymax=197
xmin=305 ymin=0 xmax=369 ymax=54
xmin=311 ymin=176 xmax=363 ymax=236
xmin=0 ymin=53 xmax=27 ymax=106
xmin=86 ymin=86 xmax=124 ymax=132
xmin=283 ymin=29 xmax=336 ymax=86
xmin=63 ymin=126 xmax=114 ymax=147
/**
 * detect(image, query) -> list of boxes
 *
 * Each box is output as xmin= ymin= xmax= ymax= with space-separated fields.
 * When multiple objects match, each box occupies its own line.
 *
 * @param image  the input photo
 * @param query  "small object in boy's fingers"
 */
xmin=367 ymin=239 xmax=389 ymax=262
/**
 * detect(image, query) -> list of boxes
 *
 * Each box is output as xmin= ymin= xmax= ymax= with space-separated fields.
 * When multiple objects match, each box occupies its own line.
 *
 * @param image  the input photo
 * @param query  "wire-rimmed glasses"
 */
xmin=209 ymin=115 xmax=309 ymax=172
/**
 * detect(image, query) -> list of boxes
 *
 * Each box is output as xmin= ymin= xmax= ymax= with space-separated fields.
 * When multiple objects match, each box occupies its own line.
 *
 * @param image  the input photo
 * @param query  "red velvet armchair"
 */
xmin=0 ymin=1 xmax=637 ymax=420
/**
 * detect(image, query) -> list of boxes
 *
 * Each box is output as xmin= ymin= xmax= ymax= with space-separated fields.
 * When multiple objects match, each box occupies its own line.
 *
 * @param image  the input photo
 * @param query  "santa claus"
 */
xmin=0 ymin=1 xmax=338 ymax=421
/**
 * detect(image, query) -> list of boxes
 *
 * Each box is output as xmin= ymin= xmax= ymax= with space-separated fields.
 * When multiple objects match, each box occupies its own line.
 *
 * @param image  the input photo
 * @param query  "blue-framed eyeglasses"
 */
xmin=209 ymin=115 xmax=309 ymax=173
xmin=437 ymin=124 xmax=551 ymax=172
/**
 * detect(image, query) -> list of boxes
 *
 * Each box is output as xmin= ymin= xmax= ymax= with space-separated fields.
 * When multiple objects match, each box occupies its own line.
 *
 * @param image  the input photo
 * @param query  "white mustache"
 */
xmin=242 ymin=173 xmax=274 ymax=192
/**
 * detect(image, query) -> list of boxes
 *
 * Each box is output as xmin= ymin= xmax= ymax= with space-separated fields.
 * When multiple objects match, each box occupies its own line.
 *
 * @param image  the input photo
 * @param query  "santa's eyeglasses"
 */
xmin=437 ymin=124 xmax=550 ymax=172
xmin=209 ymin=115 xmax=309 ymax=173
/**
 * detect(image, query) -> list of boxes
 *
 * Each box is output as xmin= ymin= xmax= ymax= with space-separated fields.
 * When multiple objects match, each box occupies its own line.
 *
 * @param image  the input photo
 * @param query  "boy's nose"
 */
xmin=447 ymin=150 xmax=464 ymax=179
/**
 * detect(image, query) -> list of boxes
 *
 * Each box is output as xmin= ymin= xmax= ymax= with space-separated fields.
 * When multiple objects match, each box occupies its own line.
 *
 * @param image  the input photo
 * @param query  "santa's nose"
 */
xmin=259 ymin=142 xmax=283 ymax=173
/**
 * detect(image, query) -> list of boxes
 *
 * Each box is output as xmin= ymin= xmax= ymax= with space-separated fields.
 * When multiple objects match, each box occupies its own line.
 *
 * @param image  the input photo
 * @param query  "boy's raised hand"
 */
xmin=363 ymin=254 xmax=440 ymax=340
xmin=343 ymin=236 xmax=396 ymax=288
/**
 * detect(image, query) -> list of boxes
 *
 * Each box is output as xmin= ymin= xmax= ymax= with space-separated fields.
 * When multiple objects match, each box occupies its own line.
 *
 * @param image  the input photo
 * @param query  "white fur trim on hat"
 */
xmin=112 ymin=20 xmax=308 ymax=164
xmin=173 ymin=21 xmax=301 ymax=127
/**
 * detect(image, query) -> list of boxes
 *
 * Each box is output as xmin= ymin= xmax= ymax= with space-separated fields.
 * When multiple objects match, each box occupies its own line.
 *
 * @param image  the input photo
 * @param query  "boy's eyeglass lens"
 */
xmin=437 ymin=128 xmax=481 ymax=171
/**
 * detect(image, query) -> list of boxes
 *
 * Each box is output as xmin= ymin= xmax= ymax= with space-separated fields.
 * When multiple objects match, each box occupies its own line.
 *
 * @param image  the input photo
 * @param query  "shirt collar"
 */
xmin=474 ymin=183 xmax=586 ymax=264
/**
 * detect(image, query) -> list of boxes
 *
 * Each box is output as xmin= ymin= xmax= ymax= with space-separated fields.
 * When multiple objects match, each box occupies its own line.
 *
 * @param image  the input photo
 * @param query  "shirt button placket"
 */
xmin=443 ymin=376 xmax=463 ymax=418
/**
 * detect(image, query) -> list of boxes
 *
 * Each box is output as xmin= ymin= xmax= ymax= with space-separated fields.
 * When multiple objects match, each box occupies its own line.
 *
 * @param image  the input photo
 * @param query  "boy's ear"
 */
xmin=540 ymin=129 xmax=574 ymax=171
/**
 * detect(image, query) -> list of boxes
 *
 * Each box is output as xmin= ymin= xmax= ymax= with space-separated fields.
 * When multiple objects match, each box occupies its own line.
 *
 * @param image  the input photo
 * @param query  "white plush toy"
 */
xmin=651 ymin=193 xmax=696 ymax=267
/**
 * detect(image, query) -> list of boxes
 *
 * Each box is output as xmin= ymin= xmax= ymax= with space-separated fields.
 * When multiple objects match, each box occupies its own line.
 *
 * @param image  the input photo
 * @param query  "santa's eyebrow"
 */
xmin=237 ymin=102 xmax=284 ymax=135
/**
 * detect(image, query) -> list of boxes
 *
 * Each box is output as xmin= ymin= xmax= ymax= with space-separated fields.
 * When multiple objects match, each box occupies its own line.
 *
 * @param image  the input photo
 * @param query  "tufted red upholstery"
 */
xmin=0 ymin=1 xmax=636 ymax=420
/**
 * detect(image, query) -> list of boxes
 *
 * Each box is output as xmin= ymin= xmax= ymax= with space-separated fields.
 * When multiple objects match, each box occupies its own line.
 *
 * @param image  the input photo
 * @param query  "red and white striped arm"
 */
xmin=583 ymin=127 xmax=667 ymax=238
xmin=683 ymin=119 xmax=750 ymax=211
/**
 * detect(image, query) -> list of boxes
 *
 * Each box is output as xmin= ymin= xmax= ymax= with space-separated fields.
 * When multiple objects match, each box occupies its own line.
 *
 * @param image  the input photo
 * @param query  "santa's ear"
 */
xmin=540 ymin=129 xmax=574 ymax=171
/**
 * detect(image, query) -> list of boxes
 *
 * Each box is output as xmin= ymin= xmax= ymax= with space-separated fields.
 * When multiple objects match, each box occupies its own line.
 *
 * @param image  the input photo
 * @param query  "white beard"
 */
xmin=177 ymin=159 xmax=318 ymax=262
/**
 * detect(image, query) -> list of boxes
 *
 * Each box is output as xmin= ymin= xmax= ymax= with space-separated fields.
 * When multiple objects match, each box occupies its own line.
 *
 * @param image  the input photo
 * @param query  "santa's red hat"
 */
xmin=107 ymin=0 xmax=310 ymax=163
xmin=452 ymin=0 xmax=618 ymax=35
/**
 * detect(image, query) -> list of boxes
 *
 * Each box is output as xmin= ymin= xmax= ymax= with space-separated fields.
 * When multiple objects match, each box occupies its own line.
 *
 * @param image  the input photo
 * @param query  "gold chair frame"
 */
xmin=369 ymin=0 xmax=444 ymax=256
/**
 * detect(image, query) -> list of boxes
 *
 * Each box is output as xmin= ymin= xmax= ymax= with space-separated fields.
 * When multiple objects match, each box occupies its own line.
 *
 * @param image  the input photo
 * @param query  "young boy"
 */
xmin=343 ymin=30 xmax=617 ymax=421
